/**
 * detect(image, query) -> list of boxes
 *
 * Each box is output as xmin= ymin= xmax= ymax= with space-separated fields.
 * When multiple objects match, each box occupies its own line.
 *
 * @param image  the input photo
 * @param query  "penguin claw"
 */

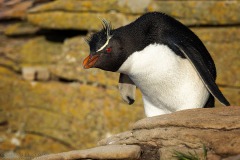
xmin=118 ymin=83 xmax=136 ymax=105
xmin=127 ymin=96 xmax=135 ymax=105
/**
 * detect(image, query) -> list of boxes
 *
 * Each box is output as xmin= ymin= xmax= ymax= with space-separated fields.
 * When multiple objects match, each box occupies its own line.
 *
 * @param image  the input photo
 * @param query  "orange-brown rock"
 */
xmin=32 ymin=145 xmax=141 ymax=160
xmin=33 ymin=107 xmax=240 ymax=160
xmin=99 ymin=107 xmax=240 ymax=160
xmin=0 ymin=67 xmax=144 ymax=157
xmin=0 ymin=0 xmax=239 ymax=158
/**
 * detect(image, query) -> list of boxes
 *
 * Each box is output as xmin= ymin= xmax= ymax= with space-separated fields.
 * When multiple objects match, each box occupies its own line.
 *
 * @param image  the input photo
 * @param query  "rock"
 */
xmin=0 ymin=66 xmax=144 ymax=154
xmin=22 ymin=66 xmax=35 ymax=81
xmin=0 ymin=0 xmax=53 ymax=20
xmin=4 ymin=22 xmax=39 ymax=36
xmin=223 ymin=154 xmax=240 ymax=160
xmin=28 ymin=0 xmax=240 ymax=27
xmin=0 ymin=0 xmax=239 ymax=157
xmin=99 ymin=107 xmax=240 ymax=159
xmin=0 ymin=0 xmax=33 ymax=20
xmin=22 ymin=66 xmax=50 ymax=81
xmin=27 ymin=12 xmax=137 ymax=30
xmin=132 ymin=107 xmax=240 ymax=130
xmin=150 ymin=1 xmax=240 ymax=26
xmin=33 ymin=107 xmax=240 ymax=160
xmin=32 ymin=145 xmax=141 ymax=160
xmin=20 ymin=37 xmax=62 ymax=65
xmin=215 ymin=87 xmax=240 ymax=108
xmin=27 ymin=0 xmax=240 ymax=29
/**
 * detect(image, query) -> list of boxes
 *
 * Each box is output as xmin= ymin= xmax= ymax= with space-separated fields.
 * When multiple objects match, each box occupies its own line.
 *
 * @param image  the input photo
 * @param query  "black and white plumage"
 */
xmin=83 ymin=12 xmax=230 ymax=117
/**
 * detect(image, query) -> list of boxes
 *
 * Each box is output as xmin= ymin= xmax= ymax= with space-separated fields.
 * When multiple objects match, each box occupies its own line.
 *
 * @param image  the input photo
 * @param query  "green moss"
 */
xmin=173 ymin=145 xmax=207 ymax=160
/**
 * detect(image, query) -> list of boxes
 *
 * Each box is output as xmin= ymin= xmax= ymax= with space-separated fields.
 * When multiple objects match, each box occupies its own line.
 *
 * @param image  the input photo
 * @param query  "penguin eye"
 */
xmin=106 ymin=47 xmax=112 ymax=53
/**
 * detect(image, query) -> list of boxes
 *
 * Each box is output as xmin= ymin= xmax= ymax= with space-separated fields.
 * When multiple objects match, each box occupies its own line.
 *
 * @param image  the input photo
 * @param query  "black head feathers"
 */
xmin=101 ymin=19 xmax=113 ymax=40
xmin=85 ymin=19 xmax=113 ymax=51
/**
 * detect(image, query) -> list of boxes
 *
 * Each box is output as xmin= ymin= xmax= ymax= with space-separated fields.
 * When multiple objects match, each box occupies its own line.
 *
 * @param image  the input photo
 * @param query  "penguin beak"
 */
xmin=83 ymin=54 xmax=100 ymax=69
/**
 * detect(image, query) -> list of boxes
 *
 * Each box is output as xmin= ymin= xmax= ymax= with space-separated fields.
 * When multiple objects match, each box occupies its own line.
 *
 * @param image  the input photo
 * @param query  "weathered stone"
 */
xmin=28 ymin=0 xmax=240 ymax=27
xmin=208 ymin=42 xmax=240 ymax=87
xmin=99 ymin=107 xmax=240 ymax=159
xmin=223 ymin=154 xmax=240 ymax=160
xmin=132 ymin=107 xmax=240 ymax=130
xmin=0 ymin=66 xmax=144 ymax=154
xmin=150 ymin=0 xmax=240 ymax=26
xmin=36 ymin=67 xmax=50 ymax=81
xmin=20 ymin=37 xmax=62 ymax=65
xmin=0 ymin=0 xmax=239 ymax=158
xmin=22 ymin=67 xmax=36 ymax=81
xmin=0 ymin=0 xmax=54 ymax=19
xmin=192 ymin=27 xmax=240 ymax=43
xmin=32 ymin=145 xmax=141 ymax=160
xmin=0 ymin=0 xmax=33 ymax=19
xmin=27 ymin=12 xmax=137 ymax=30
xmin=32 ymin=107 xmax=240 ymax=160
xmin=216 ymin=87 xmax=240 ymax=107
xmin=0 ymin=35 xmax=26 ymax=72
xmin=22 ymin=66 xmax=50 ymax=81
xmin=4 ymin=22 xmax=39 ymax=36
xmin=207 ymin=153 xmax=221 ymax=160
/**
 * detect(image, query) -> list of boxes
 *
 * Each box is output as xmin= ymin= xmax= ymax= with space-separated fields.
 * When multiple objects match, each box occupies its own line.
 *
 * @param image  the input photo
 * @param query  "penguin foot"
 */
xmin=127 ymin=96 xmax=135 ymax=105
xmin=118 ymin=83 xmax=136 ymax=105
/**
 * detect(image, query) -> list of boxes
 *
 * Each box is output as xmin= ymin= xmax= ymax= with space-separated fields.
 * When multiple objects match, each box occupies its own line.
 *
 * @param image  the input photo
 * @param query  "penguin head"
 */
xmin=83 ymin=20 xmax=126 ymax=72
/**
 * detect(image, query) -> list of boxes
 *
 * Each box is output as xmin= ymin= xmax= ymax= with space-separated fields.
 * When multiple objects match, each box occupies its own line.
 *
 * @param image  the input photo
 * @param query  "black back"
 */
xmin=87 ymin=12 xmax=230 ymax=106
xmin=113 ymin=12 xmax=229 ymax=106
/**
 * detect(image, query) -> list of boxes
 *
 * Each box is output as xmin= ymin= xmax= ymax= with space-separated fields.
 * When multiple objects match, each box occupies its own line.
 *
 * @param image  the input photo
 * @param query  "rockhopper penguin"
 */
xmin=83 ymin=12 xmax=230 ymax=117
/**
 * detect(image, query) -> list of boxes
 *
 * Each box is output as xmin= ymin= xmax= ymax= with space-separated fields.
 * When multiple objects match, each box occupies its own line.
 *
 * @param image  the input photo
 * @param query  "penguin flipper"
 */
xmin=118 ymin=73 xmax=136 ymax=105
xmin=204 ymin=94 xmax=215 ymax=108
xmin=173 ymin=43 xmax=230 ymax=106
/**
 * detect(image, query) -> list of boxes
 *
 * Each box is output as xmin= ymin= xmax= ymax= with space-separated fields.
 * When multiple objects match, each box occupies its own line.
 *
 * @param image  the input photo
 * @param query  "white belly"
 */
xmin=118 ymin=44 xmax=209 ymax=117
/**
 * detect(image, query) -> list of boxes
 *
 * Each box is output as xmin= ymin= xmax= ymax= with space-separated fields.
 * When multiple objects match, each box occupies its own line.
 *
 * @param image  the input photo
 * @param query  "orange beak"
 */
xmin=83 ymin=54 xmax=100 ymax=69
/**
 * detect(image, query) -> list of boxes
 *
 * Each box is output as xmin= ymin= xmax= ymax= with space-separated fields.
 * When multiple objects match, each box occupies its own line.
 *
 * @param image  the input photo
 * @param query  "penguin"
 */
xmin=83 ymin=12 xmax=230 ymax=117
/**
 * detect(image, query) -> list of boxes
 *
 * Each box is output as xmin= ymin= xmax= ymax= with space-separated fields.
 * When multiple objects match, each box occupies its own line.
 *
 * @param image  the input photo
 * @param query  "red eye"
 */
xmin=106 ymin=47 xmax=112 ymax=53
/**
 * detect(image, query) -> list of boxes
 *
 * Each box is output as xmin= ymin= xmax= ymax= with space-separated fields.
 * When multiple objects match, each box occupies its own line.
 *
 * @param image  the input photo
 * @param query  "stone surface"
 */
xmin=32 ymin=145 xmax=141 ymax=160
xmin=0 ymin=0 xmax=53 ymax=20
xmin=33 ymin=107 xmax=240 ymax=160
xmin=28 ymin=0 xmax=240 ymax=28
xmin=98 ymin=107 xmax=240 ymax=159
xmin=0 ymin=67 xmax=144 ymax=155
xmin=4 ymin=22 xmax=39 ymax=36
xmin=0 ymin=0 xmax=239 ymax=158
xmin=22 ymin=66 xmax=50 ymax=81
xmin=0 ymin=0 xmax=33 ymax=20
xmin=20 ymin=36 xmax=62 ymax=65
xmin=132 ymin=106 xmax=240 ymax=130
xmin=27 ymin=12 xmax=137 ymax=30
xmin=223 ymin=155 xmax=240 ymax=160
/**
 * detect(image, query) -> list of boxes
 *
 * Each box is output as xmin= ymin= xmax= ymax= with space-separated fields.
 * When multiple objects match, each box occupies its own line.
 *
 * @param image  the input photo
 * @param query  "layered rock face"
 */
xmin=34 ymin=107 xmax=240 ymax=160
xmin=0 ymin=0 xmax=239 ymax=159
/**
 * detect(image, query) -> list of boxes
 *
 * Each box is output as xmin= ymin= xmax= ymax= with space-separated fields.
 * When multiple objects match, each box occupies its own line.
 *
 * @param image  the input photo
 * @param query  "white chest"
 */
xmin=118 ymin=44 xmax=209 ymax=117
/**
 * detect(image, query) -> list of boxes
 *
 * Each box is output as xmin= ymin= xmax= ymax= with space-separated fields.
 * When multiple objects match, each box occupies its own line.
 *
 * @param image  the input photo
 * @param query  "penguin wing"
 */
xmin=118 ymin=73 xmax=136 ymax=105
xmin=173 ymin=43 xmax=230 ymax=106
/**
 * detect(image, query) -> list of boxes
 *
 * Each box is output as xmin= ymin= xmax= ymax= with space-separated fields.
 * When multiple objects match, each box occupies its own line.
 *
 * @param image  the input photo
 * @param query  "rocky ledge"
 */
xmin=33 ymin=106 xmax=240 ymax=160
